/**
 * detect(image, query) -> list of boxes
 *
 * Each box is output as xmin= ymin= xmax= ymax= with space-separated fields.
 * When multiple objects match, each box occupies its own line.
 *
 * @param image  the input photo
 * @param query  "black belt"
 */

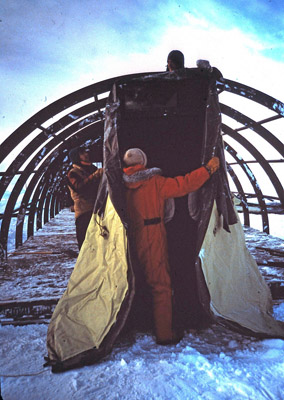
xmin=144 ymin=217 xmax=161 ymax=226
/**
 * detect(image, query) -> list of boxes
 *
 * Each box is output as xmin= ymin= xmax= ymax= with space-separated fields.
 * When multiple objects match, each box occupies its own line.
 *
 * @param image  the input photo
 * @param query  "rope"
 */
xmin=1 ymin=369 xmax=48 ymax=378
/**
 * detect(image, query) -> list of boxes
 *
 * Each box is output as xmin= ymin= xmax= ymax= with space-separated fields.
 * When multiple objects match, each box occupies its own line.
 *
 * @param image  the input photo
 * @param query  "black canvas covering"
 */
xmin=96 ymin=67 xmax=236 ymax=256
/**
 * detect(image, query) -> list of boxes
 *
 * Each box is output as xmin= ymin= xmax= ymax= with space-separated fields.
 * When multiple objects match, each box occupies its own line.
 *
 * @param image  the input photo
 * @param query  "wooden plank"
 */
xmin=0 ymin=298 xmax=59 ymax=325
xmin=269 ymin=282 xmax=284 ymax=300
xmin=0 ymin=298 xmax=59 ymax=309
xmin=257 ymin=261 xmax=284 ymax=268
xmin=1 ymin=318 xmax=50 ymax=326
xmin=256 ymin=247 xmax=284 ymax=257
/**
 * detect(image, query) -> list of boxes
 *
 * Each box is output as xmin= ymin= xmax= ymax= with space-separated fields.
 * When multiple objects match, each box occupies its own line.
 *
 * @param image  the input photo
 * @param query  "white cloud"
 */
xmin=1 ymin=1 xmax=284 ymax=139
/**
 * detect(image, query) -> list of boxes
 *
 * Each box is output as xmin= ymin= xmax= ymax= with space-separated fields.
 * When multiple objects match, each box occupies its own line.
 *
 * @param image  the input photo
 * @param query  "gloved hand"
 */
xmin=206 ymin=157 xmax=220 ymax=175
xmin=92 ymin=168 xmax=104 ymax=179
xmin=196 ymin=59 xmax=213 ymax=72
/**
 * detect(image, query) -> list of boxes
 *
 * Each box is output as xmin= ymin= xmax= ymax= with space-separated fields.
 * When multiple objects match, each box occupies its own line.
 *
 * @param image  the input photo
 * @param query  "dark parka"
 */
xmin=67 ymin=163 xmax=101 ymax=219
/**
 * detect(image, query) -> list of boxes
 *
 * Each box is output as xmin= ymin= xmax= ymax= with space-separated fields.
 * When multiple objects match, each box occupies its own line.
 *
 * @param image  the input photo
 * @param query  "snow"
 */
xmin=1 ymin=209 xmax=284 ymax=399
xmin=1 ymin=310 xmax=284 ymax=399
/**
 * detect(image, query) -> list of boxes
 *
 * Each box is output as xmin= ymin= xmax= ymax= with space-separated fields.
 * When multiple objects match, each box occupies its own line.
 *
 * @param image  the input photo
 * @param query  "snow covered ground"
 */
xmin=1 ymin=209 xmax=284 ymax=400
xmin=1 ymin=310 xmax=284 ymax=400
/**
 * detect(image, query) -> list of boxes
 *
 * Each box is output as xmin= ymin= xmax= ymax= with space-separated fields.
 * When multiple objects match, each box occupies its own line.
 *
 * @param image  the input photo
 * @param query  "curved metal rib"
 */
xmin=0 ymin=72 xmax=283 ymax=257
xmin=224 ymin=141 xmax=269 ymax=233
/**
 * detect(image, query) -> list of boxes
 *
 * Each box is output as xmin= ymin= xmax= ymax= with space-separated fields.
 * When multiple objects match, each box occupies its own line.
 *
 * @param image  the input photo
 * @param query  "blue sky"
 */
xmin=1 ymin=0 xmax=284 ymax=138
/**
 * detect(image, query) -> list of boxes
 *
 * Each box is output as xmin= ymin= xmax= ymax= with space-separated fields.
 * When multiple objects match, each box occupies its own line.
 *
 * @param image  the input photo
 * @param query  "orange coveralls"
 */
xmin=123 ymin=164 xmax=210 ymax=343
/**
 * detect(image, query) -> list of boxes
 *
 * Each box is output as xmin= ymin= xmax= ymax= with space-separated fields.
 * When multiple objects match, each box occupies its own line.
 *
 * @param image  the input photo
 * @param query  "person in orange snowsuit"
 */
xmin=123 ymin=148 xmax=220 ymax=345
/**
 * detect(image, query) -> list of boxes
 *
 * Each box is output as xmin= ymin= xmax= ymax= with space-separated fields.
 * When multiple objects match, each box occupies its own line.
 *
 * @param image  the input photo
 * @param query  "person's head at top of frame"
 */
xmin=166 ymin=50 xmax=185 ymax=71
xmin=68 ymin=146 xmax=92 ymax=165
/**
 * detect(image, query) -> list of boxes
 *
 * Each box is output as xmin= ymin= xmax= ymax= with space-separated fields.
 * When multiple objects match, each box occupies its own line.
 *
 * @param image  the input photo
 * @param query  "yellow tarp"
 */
xmin=47 ymin=196 xmax=129 ymax=361
xmin=47 ymin=198 xmax=284 ymax=363
xmin=199 ymin=202 xmax=284 ymax=337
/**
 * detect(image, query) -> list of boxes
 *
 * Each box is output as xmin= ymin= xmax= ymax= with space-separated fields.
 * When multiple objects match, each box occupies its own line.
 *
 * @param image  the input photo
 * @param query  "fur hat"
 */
xmin=123 ymin=148 xmax=147 ymax=167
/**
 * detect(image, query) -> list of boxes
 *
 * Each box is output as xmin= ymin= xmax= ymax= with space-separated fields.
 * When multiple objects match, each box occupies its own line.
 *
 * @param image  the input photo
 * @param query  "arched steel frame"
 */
xmin=0 ymin=73 xmax=283 ymax=258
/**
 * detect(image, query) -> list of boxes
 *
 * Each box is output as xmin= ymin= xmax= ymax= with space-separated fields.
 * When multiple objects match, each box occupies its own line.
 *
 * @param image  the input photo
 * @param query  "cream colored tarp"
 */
xmin=47 ymin=198 xmax=284 ymax=363
xmin=199 ymin=202 xmax=284 ymax=337
xmin=47 ymin=196 xmax=129 ymax=361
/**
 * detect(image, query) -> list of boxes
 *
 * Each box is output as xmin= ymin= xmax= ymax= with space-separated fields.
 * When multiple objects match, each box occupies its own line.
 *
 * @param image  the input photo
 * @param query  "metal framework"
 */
xmin=0 ymin=72 xmax=283 ymax=258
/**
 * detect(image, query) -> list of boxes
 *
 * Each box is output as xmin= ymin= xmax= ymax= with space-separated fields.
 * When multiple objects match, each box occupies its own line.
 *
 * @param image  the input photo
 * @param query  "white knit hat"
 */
xmin=123 ymin=148 xmax=147 ymax=167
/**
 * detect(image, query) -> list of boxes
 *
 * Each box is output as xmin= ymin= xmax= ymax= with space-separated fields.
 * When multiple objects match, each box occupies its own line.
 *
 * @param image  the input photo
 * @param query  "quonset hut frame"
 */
xmin=0 ymin=71 xmax=283 ymax=259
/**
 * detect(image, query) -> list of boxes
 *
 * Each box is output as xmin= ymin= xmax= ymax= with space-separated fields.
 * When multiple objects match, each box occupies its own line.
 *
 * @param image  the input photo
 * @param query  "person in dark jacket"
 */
xmin=67 ymin=146 xmax=103 ymax=249
xmin=123 ymin=148 xmax=219 ymax=345
xmin=166 ymin=50 xmax=213 ymax=73
xmin=166 ymin=50 xmax=185 ymax=71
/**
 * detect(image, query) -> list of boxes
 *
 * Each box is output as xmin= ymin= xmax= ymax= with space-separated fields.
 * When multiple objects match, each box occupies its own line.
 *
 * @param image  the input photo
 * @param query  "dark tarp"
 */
xmin=96 ymin=67 xmax=237 ymax=332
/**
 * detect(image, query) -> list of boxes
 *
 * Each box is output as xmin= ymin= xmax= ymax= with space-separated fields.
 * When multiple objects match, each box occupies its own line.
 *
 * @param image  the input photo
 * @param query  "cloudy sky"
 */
xmin=1 ymin=0 xmax=284 ymax=138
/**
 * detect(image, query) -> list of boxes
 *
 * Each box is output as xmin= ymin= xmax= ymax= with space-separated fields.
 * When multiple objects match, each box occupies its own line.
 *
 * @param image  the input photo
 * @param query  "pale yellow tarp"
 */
xmin=199 ymin=202 xmax=284 ymax=337
xmin=47 ymin=196 xmax=129 ymax=361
